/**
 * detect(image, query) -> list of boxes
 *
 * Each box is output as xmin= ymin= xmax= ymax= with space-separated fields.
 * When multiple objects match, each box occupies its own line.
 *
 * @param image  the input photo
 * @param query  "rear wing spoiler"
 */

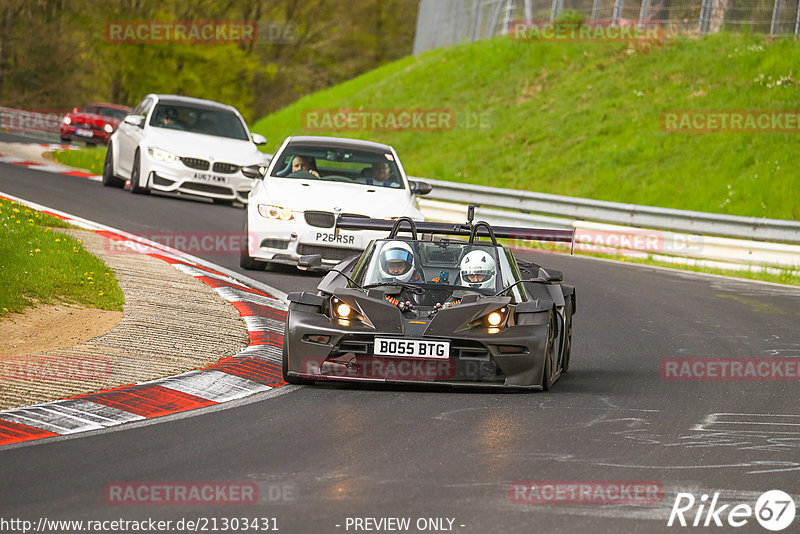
xmin=335 ymin=206 xmax=575 ymax=253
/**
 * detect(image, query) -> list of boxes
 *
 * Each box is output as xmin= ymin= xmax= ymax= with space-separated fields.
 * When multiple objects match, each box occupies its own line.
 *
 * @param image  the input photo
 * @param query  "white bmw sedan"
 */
xmin=103 ymin=94 xmax=270 ymax=204
xmin=240 ymin=136 xmax=431 ymax=270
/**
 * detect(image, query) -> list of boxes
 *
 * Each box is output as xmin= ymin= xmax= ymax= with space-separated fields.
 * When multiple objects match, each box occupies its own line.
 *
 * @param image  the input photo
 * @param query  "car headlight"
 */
xmin=487 ymin=310 xmax=505 ymax=327
xmin=329 ymin=297 xmax=372 ymax=327
xmin=104 ymin=124 xmax=114 ymax=133
xmin=258 ymin=204 xmax=294 ymax=221
xmin=468 ymin=307 xmax=510 ymax=330
xmin=147 ymin=146 xmax=178 ymax=163
xmin=63 ymin=116 xmax=71 ymax=125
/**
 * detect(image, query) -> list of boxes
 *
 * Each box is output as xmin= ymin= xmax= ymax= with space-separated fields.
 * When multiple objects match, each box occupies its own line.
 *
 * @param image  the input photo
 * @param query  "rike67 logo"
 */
xmin=668 ymin=490 xmax=796 ymax=531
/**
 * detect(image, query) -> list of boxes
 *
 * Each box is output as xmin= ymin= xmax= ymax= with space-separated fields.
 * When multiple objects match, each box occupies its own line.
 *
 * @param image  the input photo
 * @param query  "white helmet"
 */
xmin=378 ymin=241 xmax=415 ymax=283
xmin=459 ymin=250 xmax=496 ymax=289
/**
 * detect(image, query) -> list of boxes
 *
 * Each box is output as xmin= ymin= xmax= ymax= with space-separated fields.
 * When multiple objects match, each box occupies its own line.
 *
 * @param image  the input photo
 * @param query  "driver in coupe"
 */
xmin=459 ymin=250 xmax=496 ymax=289
xmin=378 ymin=241 xmax=421 ymax=283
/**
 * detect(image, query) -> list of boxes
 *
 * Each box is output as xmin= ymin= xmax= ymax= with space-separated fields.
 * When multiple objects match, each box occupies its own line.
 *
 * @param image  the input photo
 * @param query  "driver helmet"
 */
xmin=378 ymin=241 xmax=415 ymax=283
xmin=459 ymin=250 xmax=496 ymax=289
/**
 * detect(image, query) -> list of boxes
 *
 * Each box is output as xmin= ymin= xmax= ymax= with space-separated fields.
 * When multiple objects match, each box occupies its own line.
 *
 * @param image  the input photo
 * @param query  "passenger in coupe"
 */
xmin=378 ymin=241 xmax=423 ymax=283
xmin=459 ymin=250 xmax=496 ymax=289
xmin=364 ymin=162 xmax=400 ymax=187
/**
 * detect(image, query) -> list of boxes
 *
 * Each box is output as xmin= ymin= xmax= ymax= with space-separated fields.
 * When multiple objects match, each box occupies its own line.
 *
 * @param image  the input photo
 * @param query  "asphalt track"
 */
xmin=1 ymin=135 xmax=799 ymax=533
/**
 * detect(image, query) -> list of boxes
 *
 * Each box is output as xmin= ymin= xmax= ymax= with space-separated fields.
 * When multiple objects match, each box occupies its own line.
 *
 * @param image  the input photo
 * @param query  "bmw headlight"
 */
xmin=148 ymin=146 xmax=178 ymax=163
xmin=258 ymin=204 xmax=294 ymax=221
xmin=104 ymin=123 xmax=114 ymax=133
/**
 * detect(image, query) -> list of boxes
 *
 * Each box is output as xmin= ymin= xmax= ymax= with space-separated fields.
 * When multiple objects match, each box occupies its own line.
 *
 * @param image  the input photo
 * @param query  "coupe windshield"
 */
xmin=83 ymin=106 xmax=128 ymax=121
xmin=270 ymin=144 xmax=404 ymax=189
xmin=354 ymin=240 xmax=503 ymax=293
xmin=149 ymin=103 xmax=249 ymax=141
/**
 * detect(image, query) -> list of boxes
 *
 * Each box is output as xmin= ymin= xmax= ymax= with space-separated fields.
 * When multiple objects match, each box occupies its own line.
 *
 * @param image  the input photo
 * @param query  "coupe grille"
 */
xmin=304 ymin=211 xmax=335 ymax=228
xmin=297 ymin=244 xmax=358 ymax=261
xmin=213 ymin=162 xmax=239 ymax=174
xmin=180 ymin=157 xmax=210 ymax=170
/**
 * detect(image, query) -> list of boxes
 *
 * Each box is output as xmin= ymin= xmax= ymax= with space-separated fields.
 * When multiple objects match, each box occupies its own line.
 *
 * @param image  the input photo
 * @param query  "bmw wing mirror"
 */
xmin=123 ymin=114 xmax=144 ymax=128
xmin=409 ymin=180 xmax=432 ymax=196
xmin=298 ymin=254 xmax=323 ymax=271
xmin=251 ymin=133 xmax=267 ymax=146
xmin=241 ymin=164 xmax=266 ymax=179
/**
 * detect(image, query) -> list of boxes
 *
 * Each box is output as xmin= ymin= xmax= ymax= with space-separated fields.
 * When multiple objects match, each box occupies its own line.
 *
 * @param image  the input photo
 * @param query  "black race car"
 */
xmin=283 ymin=209 xmax=576 ymax=390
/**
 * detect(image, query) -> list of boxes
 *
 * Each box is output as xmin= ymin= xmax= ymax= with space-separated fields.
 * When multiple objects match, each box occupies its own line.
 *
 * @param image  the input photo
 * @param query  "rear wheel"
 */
xmin=541 ymin=314 xmax=557 ymax=391
xmin=561 ymin=297 xmax=573 ymax=373
xmin=101 ymin=143 xmax=125 ymax=188
xmin=129 ymin=150 xmax=149 ymax=194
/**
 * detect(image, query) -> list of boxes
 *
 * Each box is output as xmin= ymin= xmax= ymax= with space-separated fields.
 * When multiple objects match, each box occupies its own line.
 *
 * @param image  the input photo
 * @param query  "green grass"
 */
xmin=50 ymin=146 xmax=106 ymax=175
xmin=0 ymin=198 xmax=125 ymax=316
xmin=252 ymin=31 xmax=800 ymax=221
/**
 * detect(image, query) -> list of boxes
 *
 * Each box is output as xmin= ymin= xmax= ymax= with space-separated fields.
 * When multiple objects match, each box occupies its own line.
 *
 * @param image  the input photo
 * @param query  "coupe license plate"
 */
xmin=374 ymin=338 xmax=450 ymax=359
xmin=193 ymin=172 xmax=227 ymax=184
xmin=76 ymin=128 xmax=93 ymax=137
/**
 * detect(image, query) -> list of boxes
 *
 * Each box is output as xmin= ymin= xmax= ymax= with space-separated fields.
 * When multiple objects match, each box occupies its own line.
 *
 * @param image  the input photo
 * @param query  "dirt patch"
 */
xmin=0 ymin=304 xmax=122 ymax=358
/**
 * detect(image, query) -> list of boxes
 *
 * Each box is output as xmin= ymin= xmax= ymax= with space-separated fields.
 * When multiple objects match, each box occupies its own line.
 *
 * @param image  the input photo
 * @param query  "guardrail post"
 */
xmin=524 ymin=0 xmax=534 ymax=20
xmin=638 ymin=0 xmax=651 ymax=24
xmin=795 ymin=0 xmax=800 ymax=37
xmin=551 ymin=0 xmax=563 ymax=21
xmin=591 ymin=0 xmax=600 ymax=21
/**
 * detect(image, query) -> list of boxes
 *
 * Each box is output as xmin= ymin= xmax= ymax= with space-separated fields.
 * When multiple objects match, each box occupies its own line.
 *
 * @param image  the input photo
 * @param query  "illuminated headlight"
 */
xmin=104 ymin=123 xmax=114 ymax=133
xmin=487 ymin=311 xmax=504 ymax=327
xmin=258 ymin=204 xmax=294 ymax=221
xmin=147 ymin=146 xmax=178 ymax=163
xmin=336 ymin=302 xmax=352 ymax=318
xmin=63 ymin=116 xmax=71 ymax=125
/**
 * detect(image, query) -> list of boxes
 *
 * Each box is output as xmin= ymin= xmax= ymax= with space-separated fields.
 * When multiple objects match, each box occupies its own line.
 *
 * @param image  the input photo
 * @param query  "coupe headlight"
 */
xmin=148 ymin=146 xmax=178 ymax=163
xmin=487 ymin=311 xmax=504 ymax=327
xmin=335 ymin=302 xmax=352 ymax=318
xmin=468 ymin=307 xmax=510 ymax=330
xmin=104 ymin=123 xmax=114 ymax=133
xmin=258 ymin=204 xmax=294 ymax=221
xmin=62 ymin=116 xmax=71 ymax=125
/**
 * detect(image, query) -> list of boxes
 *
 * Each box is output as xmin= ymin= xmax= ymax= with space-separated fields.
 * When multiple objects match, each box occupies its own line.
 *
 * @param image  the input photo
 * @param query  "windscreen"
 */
xmin=270 ymin=145 xmax=404 ymax=189
xmin=149 ymin=103 xmax=249 ymax=141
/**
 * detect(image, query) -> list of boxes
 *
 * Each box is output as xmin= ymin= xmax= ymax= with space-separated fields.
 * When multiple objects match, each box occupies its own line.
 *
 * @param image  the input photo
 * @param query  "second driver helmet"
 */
xmin=459 ymin=250 xmax=496 ymax=289
xmin=378 ymin=241 xmax=415 ymax=283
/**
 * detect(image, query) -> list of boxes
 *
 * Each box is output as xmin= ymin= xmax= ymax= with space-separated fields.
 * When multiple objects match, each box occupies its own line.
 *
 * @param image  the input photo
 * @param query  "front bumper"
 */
xmin=284 ymin=308 xmax=549 ymax=388
xmin=60 ymin=125 xmax=112 ymax=144
xmin=144 ymin=155 xmax=257 ymax=204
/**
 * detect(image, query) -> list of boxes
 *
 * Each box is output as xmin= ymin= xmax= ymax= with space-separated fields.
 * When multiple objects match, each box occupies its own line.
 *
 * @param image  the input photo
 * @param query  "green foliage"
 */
xmin=253 ymin=32 xmax=800 ymax=221
xmin=51 ymin=146 xmax=106 ymax=175
xmin=0 ymin=199 xmax=124 ymax=316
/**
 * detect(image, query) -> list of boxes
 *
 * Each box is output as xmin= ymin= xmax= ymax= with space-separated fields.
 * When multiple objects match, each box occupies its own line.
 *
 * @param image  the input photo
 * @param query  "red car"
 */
xmin=60 ymin=103 xmax=132 ymax=145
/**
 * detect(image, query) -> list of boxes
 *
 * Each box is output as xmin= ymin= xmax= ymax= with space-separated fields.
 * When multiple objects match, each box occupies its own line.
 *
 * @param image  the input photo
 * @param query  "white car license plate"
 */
xmin=374 ymin=338 xmax=450 ymax=359
xmin=76 ymin=128 xmax=93 ymax=137
xmin=308 ymin=231 xmax=360 ymax=247
xmin=193 ymin=172 xmax=228 ymax=184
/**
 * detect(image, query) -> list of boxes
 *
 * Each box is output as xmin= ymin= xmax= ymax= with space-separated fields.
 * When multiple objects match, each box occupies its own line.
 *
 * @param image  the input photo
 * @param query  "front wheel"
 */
xmin=239 ymin=222 xmax=266 ymax=270
xmin=101 ymin=144 xmax=125 ymax=188
xmin=129 ymin=150 xmax=150 ymax=194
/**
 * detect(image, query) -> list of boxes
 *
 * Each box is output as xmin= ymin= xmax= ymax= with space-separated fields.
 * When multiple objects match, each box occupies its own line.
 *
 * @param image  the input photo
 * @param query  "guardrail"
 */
xmin=415 ymin=177 xmax=800 ymax=245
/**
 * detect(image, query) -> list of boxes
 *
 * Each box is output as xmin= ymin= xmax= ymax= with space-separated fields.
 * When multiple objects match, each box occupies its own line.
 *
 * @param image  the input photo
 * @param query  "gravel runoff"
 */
xmin=0 ymin=229 xmax=250 ymax=410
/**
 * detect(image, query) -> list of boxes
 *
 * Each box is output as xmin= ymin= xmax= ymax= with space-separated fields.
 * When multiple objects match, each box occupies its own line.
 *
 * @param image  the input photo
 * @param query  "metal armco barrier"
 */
xmin=416 ymin=177 xmax=800 ymax=245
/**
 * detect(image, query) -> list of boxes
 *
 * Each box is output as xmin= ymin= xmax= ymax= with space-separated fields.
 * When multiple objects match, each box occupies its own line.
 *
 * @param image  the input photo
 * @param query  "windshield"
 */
xmin=353 ymin=239 xmax=504 ymax=294
xmin=148 ymin=103 xmax=249 ymax=141
xmin=83 ymin=106 xmax=128 ymax=121
xmin=270 ymin=144 xmax=404 ymax=189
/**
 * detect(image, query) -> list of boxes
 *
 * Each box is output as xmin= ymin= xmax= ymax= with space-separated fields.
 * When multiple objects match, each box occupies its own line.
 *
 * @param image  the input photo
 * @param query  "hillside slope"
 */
xmin=253 ymin=32 xmax=800 ymax=220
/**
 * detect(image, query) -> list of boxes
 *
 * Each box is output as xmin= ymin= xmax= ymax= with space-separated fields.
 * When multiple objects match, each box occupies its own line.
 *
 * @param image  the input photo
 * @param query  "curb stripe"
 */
xmin=0 ymin=420 xmax=60 ymax=445
xmin=82 ymin=385 xmax=218 ymax=418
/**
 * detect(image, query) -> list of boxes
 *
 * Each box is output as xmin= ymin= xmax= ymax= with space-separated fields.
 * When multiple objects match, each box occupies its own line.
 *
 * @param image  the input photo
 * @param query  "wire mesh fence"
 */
xmin=413 ymin=0 xmax=800 ymax=53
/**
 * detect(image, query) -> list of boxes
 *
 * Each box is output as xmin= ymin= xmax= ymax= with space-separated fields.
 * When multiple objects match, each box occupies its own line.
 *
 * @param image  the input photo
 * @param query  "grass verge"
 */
xmin=50 ymin=145 xmax=106 ymax=175
xmin=0 ymin=197 xmax=125 ymax=317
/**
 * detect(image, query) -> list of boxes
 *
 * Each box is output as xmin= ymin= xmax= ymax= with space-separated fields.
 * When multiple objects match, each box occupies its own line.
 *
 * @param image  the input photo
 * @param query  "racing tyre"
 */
xmin=101 ymin=144 xmax=125 ymax=188
xmin=282 ymin=335 xmax=312 ymax=385
xmin=561 ymin=297 xmax=573 ymax=373
xmin=541 ymin=315 xmax=557 ymax=391
xmin=240 ymin=222 xmax=266 ymax=270
xmin=129 ymin=150 xmax=150 ymax=195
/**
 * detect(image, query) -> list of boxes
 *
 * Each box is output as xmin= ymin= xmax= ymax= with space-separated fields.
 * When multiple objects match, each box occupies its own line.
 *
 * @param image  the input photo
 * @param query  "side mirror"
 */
xmin=123 ymin=115 xmax=144 ymax=127
xmin=251 ymin=133 xmax=267 ymax=146
xmin=298 ymin=254 xmax=323 ymax=271
xmin=241 ymin=164 xmax=266 ymax=179
xmin=409 ymin=180 xmax=432 ymax=196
